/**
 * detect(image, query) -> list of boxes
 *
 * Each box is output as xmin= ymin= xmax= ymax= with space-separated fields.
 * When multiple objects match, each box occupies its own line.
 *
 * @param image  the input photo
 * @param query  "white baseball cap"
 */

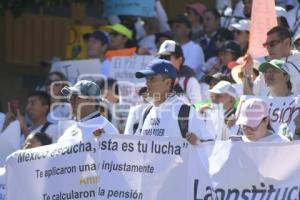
xmin=208 ymin=80 xmax=237 ymax=98
xmin=230 ymin=20 xmax=250 ymax=31
xmin=275 ymin=6 xmax=287 ymax=18
xmin=236 ymin=98 xmax=269 ymax=128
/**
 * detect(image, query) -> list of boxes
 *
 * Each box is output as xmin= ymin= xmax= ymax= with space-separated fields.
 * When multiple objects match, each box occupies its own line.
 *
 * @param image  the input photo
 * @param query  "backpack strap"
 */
xmin=178 ymin=104 xmax=190 ymax=138
xmin=183 ymin=76 xmax=191 ymax=92
xmin=138 ymin=105 xmax=153 ymax=134
xmin=40 ymin=121 xmax=52 ymax=133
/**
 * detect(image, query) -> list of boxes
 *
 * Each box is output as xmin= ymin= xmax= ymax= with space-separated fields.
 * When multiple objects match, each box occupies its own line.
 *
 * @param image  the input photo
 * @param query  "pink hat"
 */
xmin=185 ymin=3 xmax=207 ymax=16
xmin=236 ymin=98 xmax=269 ymax=128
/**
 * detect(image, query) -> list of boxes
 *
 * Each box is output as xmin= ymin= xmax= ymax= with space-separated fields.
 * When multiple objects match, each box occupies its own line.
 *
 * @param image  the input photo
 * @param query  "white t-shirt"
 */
xmin=124 ymin=103 xmax=149 ymax=135
xmin=58 ymin=113 xmax=119 ymax=143
xmin=178 ymin=76 xmax=202 ymax=104
xmin=136 ymin=96 xmax=213 ymax=140
xmin=181 ymin=41 xmax=205 ymax=74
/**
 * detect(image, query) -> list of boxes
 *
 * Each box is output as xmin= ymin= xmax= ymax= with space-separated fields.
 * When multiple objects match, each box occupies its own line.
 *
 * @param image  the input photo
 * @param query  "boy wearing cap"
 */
xmin=58 ymin=80 xmax=119 ymax=142
xmin=158 ymin=40 xmax=203 ymax=103
xmin=236 ymin=98 xmax=289 ymax=142
xmin=83 ymin=30 xmax=110 ymax=77
xmin=103 ymin=24 xmax=137 ymax=60
xmin=134 ymin=59 xmax=213 ymax=144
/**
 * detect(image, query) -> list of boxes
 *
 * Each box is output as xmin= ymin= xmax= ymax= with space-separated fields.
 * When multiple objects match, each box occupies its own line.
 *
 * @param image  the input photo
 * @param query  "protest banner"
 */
xmin=6 ymin=135 xmax=189 ymax=200
xmin=238 ymin=95 xmax=300 ymax=139
xmin=248 ymin=0 xmax=277 ymax=58
xmin=6 ymin=134 xmax=300 ymax=200
xmin=51 ymin=59 xmax=103 ymax=84
xmin=103 ymin=0 xmax=155 ymax=17
xmin=109 ymin=55 xmax=155 ymax=105
xmin=0 ymin=121 xmax=20 ymax=166
xmin=192 ymin=141 xmax=300 ymax=200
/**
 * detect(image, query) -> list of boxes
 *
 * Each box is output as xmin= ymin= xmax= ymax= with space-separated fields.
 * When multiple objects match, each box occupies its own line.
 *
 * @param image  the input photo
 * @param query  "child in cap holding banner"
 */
xmin=236 ymin=98 xmax=289 ymax=142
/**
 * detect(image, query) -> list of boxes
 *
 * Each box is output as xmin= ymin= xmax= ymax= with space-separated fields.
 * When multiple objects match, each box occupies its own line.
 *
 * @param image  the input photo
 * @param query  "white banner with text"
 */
xmin=6 ymin=135 xmax=300 ymax=200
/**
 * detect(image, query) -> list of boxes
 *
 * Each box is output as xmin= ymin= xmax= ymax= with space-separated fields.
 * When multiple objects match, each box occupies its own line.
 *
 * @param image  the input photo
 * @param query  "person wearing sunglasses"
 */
xmin=242 ymin=26 xmax=300 ymax=96
xmin=236 ymin=98 xmax=289 ymax=142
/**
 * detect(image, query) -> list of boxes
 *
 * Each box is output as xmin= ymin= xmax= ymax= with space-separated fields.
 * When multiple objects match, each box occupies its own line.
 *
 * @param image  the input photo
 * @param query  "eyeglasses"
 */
xmin=262 ymin=39 xmax=283 ymax=48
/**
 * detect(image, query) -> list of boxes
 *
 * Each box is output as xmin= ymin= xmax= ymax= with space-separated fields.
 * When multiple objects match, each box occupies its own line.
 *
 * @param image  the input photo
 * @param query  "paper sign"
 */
xmin=51 ymin=59 xmax=102 ymax=84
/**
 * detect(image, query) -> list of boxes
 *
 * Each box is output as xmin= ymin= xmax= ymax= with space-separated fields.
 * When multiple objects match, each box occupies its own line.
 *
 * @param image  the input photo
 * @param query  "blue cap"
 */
xmin=83 ymin=30 xmax=109 ymax=45
xmin=135 ymin=59 xmax=177 ymax=79
xmin=61 ymin=80 xmax=101 ymax=99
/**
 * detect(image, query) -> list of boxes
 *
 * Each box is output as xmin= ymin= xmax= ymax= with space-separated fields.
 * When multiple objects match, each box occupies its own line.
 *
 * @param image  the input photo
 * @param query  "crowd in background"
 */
xmin=1 ymin=0 xmax=300 ymax=158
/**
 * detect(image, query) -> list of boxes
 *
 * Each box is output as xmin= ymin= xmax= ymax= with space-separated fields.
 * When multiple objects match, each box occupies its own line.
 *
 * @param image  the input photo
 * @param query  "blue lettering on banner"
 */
xmin=103 ymin=0 xmax=155 ymax=17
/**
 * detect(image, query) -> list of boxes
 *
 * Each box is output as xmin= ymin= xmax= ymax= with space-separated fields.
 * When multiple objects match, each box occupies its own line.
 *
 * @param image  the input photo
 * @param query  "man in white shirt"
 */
xmin=133 ymin=59 xmax=213 ymax=144
xmin=158 ymin=40 xmax=203 ymax=103
xmin=58 ymin=80 xmax=119 ymax=142
xmin=168 ymin=15 xmax=205 ymax=74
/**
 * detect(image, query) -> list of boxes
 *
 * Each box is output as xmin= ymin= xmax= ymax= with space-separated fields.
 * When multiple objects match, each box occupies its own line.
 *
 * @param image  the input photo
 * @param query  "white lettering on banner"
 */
xmin=6 ymin=135 xmax=300 ymax=200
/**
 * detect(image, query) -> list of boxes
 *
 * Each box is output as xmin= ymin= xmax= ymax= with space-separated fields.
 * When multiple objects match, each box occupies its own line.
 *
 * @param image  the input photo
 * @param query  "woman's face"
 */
xmin=263 ymin=66 xmax=288 ymax=89
xmin=241 ymin=118 xmax=269 ymax=141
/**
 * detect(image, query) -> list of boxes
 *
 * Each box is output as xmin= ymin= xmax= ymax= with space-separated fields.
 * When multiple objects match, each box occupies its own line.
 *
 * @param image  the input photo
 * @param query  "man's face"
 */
xmin=219 ymin=51 xmax=235 ymax=66
xmin=264 ymin=33 xmax=288 ymax=59
xmin=87 ymin=37 xmax=107 ymax=58
xmin=145 ymin=74 xmax=172 ymax=100
xmin=26 ymin=96 xmax=48 ymax=121
xmin=68 ymin=94 xmax=86 ymax=116
xmin=203 ymin=11 xmax=219 ymax=34
xmin=171 ymin=22 xmax=190 ymax=41
xmin=210 ymin=93 xmax=232 ymax=105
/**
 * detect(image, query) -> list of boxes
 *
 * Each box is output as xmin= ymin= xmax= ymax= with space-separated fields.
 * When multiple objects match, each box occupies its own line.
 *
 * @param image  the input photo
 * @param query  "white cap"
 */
xmin=208 ymin=80 xmax=237 ymax=98
xmin=230 ymin=20 xmax=250 ymax=31
xmin=158 ymin=40 xmax=176 ymax=55
xmin=275 ymin=6 xmax=287 ymax=18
